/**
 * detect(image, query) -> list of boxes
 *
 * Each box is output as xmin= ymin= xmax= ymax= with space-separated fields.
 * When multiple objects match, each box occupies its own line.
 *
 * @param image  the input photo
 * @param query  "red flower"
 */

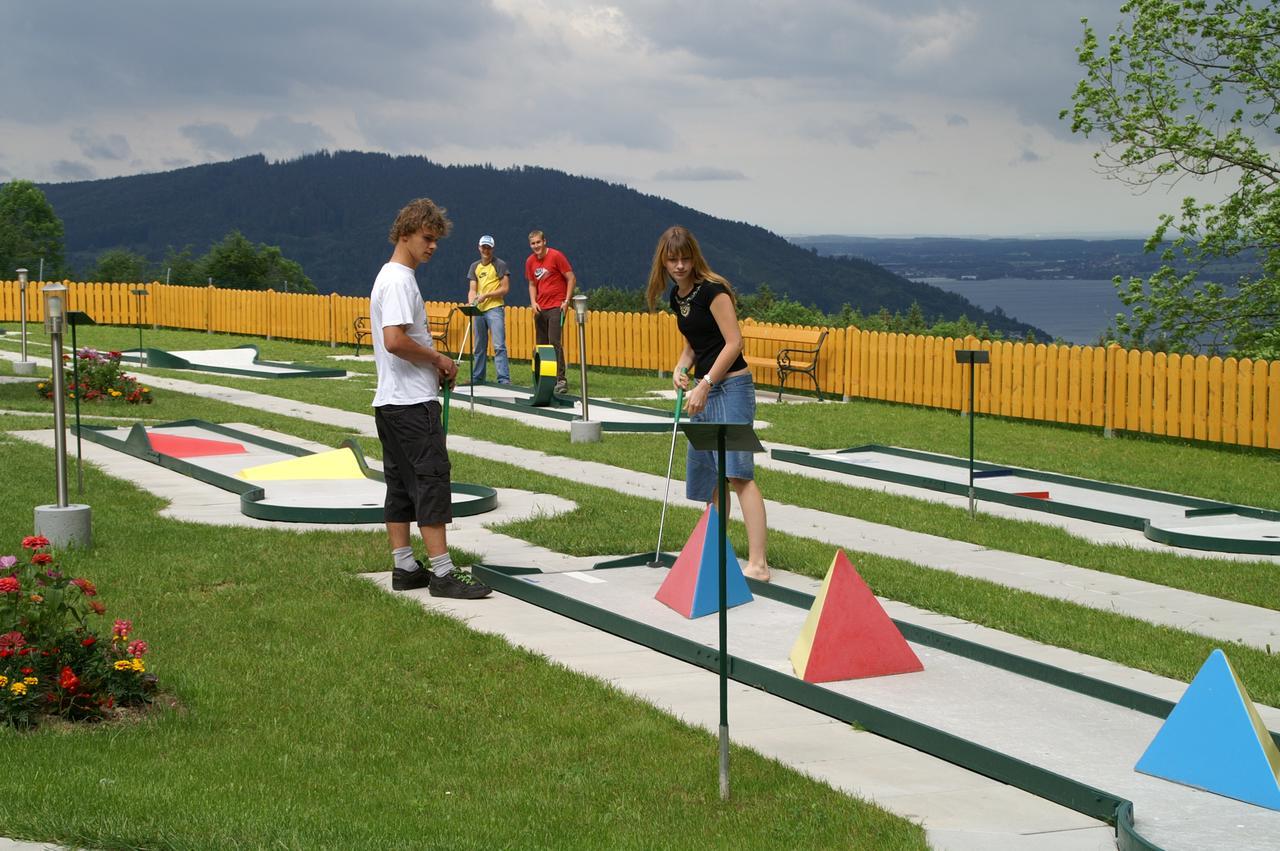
xmin=20 ymin=666 xmax=33 ymax=674
xmin=70 ymin=577 xmax=97 ymax=597
xmin=81 ymin=637 xmax=97 ymax=647
xmin=22 ymin=536 xmax=50 ymax=550
xmin=112 ymin=619 xmax=132 ymax=640
xmin=0 ymin=576 xmax=19 ymax=595
xmin=30 ymin=553 xmax=53 ymax=565
xmin=18 ymin=647 xmax=31 ymax=656
xmin=126 ymin=640 xmax=148 ymax=656
xmin=0 ymin=631 xmax=24 ymax=649
xmin=0 ymin=650 xmax=10 ymax=658
xmin=59 ymin=667 xmax=80 ymax=691
xmin=88 ymin=601 xmax=106 ymax=615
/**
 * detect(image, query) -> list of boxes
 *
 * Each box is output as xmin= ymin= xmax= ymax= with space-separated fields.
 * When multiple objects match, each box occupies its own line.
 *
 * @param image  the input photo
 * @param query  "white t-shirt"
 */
xmin=370 ymin=262 xmax=440 ymax=407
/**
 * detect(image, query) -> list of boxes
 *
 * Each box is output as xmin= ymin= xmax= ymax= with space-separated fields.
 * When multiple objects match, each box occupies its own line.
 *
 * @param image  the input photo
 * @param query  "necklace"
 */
xmin=673 ymin=282 xmax=701 ymax=317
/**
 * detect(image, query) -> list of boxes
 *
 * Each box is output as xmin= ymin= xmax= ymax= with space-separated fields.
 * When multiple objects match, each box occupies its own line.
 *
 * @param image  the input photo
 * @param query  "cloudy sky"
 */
xmin=0 ymin=1 xmax=1202 ymax=237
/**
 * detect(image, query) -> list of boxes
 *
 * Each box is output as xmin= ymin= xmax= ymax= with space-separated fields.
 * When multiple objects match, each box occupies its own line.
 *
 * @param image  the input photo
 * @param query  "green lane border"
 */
xmin=472 ymin=560 xmax=1162 ymax=850
xmin=76 ymin=419 xmax=497 ymax=522
xmin=129 ymin=344 xmax=347 ymax=379
xmin=460 ymin=384 xmax=678 ymax=433
xmin=772 ymin=445 xmax=1280 ymax=555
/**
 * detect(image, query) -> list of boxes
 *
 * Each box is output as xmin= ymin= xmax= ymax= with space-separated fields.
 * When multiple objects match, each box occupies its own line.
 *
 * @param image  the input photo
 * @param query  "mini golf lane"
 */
xmin=772 ymin=445 xmax=1280 ymax=556
xmin=453 ymin=381 xmax=769 ymax=433
xmin=121 ymin=345 xmax=346 ymax=378
xmin=473 ymin=559 xmax=1280 ymax=851
xmin=76 ymin=419 xmax=496 ymax=523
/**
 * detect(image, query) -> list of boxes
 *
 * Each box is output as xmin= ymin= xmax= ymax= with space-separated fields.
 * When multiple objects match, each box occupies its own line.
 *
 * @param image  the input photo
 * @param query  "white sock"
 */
xmin=429 ymin=551 xmax=454 ymax=578
xmin=393 ymin=547 xmax=417 ymax=572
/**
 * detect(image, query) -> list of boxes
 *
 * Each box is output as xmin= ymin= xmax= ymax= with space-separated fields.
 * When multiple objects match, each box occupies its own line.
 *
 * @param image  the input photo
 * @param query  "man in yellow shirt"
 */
xmin=466 ymin=234 xmax=511 ymax=384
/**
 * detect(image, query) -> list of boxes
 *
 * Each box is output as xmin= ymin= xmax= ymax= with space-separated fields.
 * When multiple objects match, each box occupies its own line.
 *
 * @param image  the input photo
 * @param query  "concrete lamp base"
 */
xmin=34 ymin=504 xmax=93 ymax=549
xmin=570 ymin=420 xmax=602 ymax=444
xmin=12 ymin=361 xmax=36 ymax=376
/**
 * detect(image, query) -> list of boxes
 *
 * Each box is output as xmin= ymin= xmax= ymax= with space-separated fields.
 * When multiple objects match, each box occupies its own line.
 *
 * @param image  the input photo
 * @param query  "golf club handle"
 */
xmin=442 ymin=382 xmax=451 ymax=434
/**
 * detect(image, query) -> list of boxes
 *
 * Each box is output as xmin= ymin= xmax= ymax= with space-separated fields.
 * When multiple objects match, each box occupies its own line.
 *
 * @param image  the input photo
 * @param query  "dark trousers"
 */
xmin=533 ymin=307 xmax=566 ymax=382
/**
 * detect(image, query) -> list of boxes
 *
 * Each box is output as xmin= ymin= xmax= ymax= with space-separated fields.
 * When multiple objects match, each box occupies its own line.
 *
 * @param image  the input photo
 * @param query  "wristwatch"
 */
xmin=700 ymin=376 xmax=714 ymax=389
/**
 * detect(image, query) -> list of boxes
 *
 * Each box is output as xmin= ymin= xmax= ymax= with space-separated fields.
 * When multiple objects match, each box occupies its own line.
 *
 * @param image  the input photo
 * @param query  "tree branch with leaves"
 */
xmin=1063 ymin=0 xmax=1280 ymax=358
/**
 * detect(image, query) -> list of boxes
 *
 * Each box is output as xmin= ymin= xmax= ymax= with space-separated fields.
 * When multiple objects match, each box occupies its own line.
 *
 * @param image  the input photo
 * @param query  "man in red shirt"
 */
xmin=525 ymin=229 xmax=576 ymax=394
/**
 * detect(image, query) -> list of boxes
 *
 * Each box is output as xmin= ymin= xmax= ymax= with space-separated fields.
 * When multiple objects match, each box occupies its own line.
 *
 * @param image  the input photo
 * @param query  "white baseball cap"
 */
xmin=478 ymin=235 xmax=495 ymax=247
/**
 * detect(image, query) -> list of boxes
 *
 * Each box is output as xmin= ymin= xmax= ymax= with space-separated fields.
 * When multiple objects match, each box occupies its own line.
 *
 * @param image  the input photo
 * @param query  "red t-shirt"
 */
xmin=525 ymin=247 xmax=573 ymax=309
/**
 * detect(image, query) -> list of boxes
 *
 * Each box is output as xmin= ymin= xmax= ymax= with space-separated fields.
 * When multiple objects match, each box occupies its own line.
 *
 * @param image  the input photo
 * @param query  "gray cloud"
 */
xmin=653 ymin=166 xmax=747 ymax=181
xmin=71 ymin=129 xmax=132 ymax=161
xmin=945 ymin=113 xmax=969 ymax=127
xmin=809 ymin=112 xmax=916 ymax=148
xmin=1015 ymin=147 xmax=1043 ymax=164
xmin=181 ymin=116 xmax=333 ymax=159
xmin=50 ymin=160 xmax=96 ymax=181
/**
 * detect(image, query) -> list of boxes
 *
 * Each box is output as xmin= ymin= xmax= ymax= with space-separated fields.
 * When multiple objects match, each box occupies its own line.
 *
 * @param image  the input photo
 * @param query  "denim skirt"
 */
xmin=685 ymin=372 xmax=756 ymax=502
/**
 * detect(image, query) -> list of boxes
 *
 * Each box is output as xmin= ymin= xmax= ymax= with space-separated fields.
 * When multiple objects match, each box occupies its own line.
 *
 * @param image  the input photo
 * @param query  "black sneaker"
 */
xmin=428 ymin=569 xmax=493 ymax=599
xmin=391 ymin=561 xmax=432 ymax=591
xmin=554 ymin=380 xmax=569 ymax=395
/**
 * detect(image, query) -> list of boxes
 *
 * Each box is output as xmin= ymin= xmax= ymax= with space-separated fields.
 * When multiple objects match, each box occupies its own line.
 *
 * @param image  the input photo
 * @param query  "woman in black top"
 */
xmin=645 ymin=225 xmax=770 ymax=582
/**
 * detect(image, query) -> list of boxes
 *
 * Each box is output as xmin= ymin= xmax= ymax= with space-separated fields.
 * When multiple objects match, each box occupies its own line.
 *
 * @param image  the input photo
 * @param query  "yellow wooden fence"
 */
xmin=3 ymin=280 xmax=1277 ymax=450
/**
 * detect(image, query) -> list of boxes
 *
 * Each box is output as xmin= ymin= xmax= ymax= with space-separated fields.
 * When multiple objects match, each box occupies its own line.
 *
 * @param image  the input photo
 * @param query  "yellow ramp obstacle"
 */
xmin=236 ymin=448 xmax=366 ymax=481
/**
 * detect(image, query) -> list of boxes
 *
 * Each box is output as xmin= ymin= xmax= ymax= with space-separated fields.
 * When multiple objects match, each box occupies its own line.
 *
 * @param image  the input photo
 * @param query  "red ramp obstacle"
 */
xmin=790 ymin=549 xmax=923 ymax=683
xmin=1136 ymin=649 xmax=1280 ymax=811
xmin=146 ymin=431 xmax=246 ymax=458
xmin=655 ymin=505 xmax=753 ymax=619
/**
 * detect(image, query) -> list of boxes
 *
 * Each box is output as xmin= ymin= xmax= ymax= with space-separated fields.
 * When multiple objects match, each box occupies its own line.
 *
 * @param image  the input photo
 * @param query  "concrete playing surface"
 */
xmin=801 ymin=447 xmax=1280 ymax=554
xmin=499 ymin=564 xmax=1280 ymax=851
xmin=120 ymin=346 xmax=345 ymax=378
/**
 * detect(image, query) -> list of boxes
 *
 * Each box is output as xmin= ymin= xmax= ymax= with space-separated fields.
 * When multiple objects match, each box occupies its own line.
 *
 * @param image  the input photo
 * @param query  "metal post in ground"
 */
xmin=954 ymin=348 xmax=990 ymax=518
xmin=14 ymin=269 xmax=35 ymax=375
xmin=569 ymin=294 xmax=600 ymax=443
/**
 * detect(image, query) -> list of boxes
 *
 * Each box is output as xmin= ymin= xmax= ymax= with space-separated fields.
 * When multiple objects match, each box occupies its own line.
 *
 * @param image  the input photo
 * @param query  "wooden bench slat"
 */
xmin=740 ymin=326 xmax=828 ymax=400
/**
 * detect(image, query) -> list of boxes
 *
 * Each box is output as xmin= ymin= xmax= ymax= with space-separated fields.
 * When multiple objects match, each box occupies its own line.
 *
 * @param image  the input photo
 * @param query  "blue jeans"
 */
xmin=685 ymin=373 xmax=756 ymax=502
xmin=472 ymin=306 xmax=510 ymax=384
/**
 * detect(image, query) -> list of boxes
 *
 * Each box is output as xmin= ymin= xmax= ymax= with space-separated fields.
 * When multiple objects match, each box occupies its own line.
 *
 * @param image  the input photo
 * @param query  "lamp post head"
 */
xmin=42 ymin=280 xmax=67 ymax=334
xmin=572 ymin=293 xmax=588 ymax=321
xmin=16 ymin=268 xmax=28 ymax=289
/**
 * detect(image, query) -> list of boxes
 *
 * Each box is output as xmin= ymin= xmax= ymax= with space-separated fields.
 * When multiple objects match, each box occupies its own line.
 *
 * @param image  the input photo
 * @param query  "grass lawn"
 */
xmin=4 ymin=325 xmax=1279 ymax=846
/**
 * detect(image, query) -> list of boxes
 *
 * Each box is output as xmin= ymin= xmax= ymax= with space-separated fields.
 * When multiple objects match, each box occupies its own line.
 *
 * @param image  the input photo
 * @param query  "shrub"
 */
xmin=0 ymin=536 xmax=157 ymax=728
xmin=36 ymin=348 xmax=153 ymax=404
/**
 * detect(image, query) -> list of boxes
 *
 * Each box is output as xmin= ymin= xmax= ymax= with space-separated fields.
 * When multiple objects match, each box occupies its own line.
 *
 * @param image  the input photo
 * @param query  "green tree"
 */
xmin=200 ymin=230 xmax=314 ymax=292
xmin=0 ymin=180 xmax=65 ymax=278
xmin=1064 ymin=0 xmax=1280 ymax=358
xmin=91 ymin=248 xmax=149 ymax=283
xmin=159 ymin=245 xmax=202 ymax=286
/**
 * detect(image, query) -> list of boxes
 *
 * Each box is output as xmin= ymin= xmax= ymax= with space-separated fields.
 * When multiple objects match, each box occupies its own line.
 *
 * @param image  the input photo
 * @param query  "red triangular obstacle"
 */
xmin=655 ymin=505 xmax=753 ymax=619
xmin=790 ymin=550 xmax=923 ymax=683
xmin=148 ymin=431 xmax=247 ymax=457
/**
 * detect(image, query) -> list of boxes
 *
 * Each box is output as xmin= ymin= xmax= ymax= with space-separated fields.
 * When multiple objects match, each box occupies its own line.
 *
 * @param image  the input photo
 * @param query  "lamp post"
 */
xmin=130 ymin=287 xmax=149 ymax=365
xmin=33 ymin=282 xmax=93 ymax=548
xmin=13 ymin=269 xmax=35 ymax=375
xmin=569 ymin=293 xmax=600 ymax=443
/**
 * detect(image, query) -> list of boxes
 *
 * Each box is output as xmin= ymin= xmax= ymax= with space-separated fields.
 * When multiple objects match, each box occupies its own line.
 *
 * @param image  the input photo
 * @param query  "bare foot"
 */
xmin=742 ymin=564 xmax=771 ymax=583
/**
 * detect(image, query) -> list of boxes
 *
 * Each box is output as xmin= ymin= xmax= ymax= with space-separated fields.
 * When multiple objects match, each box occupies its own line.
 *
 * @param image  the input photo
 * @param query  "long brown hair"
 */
xmin=644 ymin=225 xmax=736 ymax=310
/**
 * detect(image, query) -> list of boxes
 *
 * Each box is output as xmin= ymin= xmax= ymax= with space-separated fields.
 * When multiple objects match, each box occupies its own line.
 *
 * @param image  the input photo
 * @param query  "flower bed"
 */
xmin=1 ymin=536 xmax=157 ymax=728
xmin=36 ymin=348 xmax=153 ymax=404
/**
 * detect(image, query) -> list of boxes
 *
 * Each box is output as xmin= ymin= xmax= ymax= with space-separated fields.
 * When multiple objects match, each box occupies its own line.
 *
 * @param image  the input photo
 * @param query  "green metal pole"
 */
xmin=717 ymin=426 xmax=729 ymax=800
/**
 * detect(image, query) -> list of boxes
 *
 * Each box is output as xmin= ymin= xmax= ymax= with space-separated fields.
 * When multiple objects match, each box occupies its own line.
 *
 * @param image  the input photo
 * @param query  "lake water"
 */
xmin=921 ymin=277 xmax=1130 ymax=346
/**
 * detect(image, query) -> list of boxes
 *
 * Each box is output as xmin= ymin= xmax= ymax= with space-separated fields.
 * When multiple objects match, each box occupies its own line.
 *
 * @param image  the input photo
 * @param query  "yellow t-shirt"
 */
xmin=469 ymin=259 xmax=508 ymax=313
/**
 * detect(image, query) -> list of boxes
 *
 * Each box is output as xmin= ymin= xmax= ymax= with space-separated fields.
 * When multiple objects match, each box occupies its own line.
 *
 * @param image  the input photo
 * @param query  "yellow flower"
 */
xmin=23 ymin=677 xmax=37 ymax=686
xmin=29 ymin=593 xmax=43 ymax=603
xmin=0 ymin=676 xmax=7 ymax=688
xmin=131 ymin=658 xmax=146 ymax=673
xmin=113 ymin=660 xmax=133 ymax=671
xmin=10 ymin=682 xmax=26 ymax=695
xmin=109 ymin=389 xmax=122 ymax=397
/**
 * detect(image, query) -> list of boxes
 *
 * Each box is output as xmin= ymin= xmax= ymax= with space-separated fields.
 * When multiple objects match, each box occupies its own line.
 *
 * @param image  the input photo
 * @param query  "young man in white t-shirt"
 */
xmin=372 ymin=197 xmax=490 ymax=599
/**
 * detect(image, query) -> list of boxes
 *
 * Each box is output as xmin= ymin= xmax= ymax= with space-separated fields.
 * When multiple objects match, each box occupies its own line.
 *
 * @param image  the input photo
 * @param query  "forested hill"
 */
xmin=40 ymin=151 xmax=1039 ymax=335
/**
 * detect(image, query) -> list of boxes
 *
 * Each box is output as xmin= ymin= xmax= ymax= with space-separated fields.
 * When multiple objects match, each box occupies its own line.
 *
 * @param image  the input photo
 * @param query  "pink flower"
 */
xmin=126 ymin=640 xmax=148 ymax=656
xmin=0 ymin=632 xmax=26 ymax=649
xmin=112 ymin=619 xmax=132 ymax=640
xmin=0 ymin=576 xmax=19 ymax=595
xmin=0 ymin=556 xmax=15 ymax=569
xmin=22 ymin=536 xmax=50 ymax=550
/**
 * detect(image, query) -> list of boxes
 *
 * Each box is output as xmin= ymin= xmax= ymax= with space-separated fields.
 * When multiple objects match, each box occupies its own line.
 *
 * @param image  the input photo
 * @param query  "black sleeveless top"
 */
xmin=670 ymin=280 xmax=748 ymax=379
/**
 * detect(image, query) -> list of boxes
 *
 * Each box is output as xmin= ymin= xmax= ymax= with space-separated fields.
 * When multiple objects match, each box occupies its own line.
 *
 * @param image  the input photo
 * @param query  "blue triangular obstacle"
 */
xmin=1135 ymin=649 xmax=1280 ymax=811
xmin=687 ymin=505 xmax=753 ymax=618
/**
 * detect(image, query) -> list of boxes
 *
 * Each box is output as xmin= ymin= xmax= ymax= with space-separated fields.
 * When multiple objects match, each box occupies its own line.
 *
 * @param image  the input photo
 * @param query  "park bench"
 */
xmin=741 ymin=325 xmax=829 ymax=401
xmin=353 ymin=316 xmax=371 ymax=356
xmin=353 ymin=310 xmax=453 ymax=357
